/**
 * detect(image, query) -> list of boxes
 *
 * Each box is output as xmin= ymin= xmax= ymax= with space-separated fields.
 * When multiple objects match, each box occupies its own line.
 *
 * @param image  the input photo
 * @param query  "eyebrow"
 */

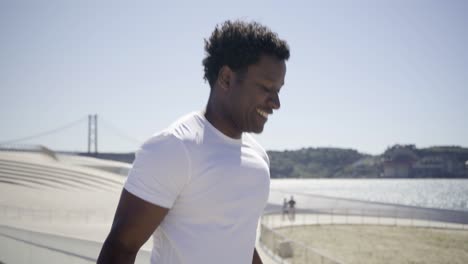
xmin=258 ymin=82 xmax=284 ymax=92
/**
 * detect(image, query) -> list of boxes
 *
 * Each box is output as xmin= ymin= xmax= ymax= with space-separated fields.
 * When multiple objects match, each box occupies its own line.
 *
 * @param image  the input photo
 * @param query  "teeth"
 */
xmin=257 ymin=109 xmax=269 ymax=119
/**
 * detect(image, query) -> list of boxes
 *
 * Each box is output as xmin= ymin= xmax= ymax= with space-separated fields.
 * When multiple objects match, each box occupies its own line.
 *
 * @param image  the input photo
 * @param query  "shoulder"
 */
xmin=135 ymin=111 xmax=207 ymax=164
xmin=135 ymin=132 xmax=191 ymax=177
xmin=140 ymin=132 xmax=185 ymax=154
xmin=127 ymin=127 xmax=192 ymax=208
xmin=141 ymin=112 xmax=203 ymax=150
xmin=137 ymin=113 xmax=201 ymax=164
xmin=164 ymin=111 xmax=205 ymax=144
xmin=244 ymin=134 xmax=270 ymax=166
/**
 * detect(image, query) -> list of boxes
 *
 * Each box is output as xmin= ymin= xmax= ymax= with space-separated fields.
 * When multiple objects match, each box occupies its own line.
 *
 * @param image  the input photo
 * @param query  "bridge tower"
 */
xmin=88 ymin=114 xmax=98 ymax=154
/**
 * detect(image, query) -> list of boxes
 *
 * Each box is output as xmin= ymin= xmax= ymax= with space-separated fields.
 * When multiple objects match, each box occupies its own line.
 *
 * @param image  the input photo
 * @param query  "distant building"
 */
xmin=383 ymin=160 xmax=412 ymax=178
xmin=382 ymin=145 xmax=418 ymax=178
xmin=382 ymin=145 xmax=468 ymax=178
xmin=413 ymin=156 xmax=446 ymax=177
xmin=465 ymin=160 xmax=468 ymax=177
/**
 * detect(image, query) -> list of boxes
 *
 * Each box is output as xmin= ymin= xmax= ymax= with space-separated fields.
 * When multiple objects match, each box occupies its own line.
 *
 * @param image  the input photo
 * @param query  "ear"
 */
xmin=217 ymin=66 xmax=232 ymax=91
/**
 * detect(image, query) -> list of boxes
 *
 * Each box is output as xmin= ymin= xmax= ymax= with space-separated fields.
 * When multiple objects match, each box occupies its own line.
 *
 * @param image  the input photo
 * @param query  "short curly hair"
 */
xmin=202 ymin=20 xmax=290 ymax=88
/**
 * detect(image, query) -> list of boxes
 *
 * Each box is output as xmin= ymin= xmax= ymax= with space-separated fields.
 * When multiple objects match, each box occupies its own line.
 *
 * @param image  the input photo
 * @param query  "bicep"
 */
xmin=107 ymin=188 xmax=169 ymax=251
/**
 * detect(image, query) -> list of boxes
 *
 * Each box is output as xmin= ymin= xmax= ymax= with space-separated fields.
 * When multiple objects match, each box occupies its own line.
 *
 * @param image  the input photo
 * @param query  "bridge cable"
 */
xmin=0 ymin=116 xmax=88 ymax=145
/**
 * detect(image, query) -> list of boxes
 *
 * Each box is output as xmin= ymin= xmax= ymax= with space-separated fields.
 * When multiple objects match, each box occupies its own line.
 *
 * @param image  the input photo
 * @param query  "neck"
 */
xmin=205 ymin=97 xmax=242 ymax=139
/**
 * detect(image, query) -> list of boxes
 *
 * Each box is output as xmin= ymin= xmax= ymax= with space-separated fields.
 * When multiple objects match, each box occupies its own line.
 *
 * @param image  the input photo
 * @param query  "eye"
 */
xmin=259 ymin=84 xmax=280 ymax=95
xmin=259 ymin=85 xmax=272 ymax=93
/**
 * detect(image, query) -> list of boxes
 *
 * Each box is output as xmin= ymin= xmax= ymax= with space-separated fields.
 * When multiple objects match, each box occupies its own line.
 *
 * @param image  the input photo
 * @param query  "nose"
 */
xmin=269 ymin=92 xmax=281 ymax=110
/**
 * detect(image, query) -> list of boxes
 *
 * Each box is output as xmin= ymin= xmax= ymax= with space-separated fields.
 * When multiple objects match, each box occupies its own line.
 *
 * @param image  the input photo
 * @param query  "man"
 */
xmin=288 ymin=196 xmax=296 ymax=221
xmin=282 ymin=197 xmax=288 ymax=221
xmin=97 ymin=20 xmax=290 ymax=264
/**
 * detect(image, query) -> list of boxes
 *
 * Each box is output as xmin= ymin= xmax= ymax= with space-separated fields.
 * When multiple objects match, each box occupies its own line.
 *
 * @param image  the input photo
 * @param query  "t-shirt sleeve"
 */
xmin=124 ymin=133 xmax=191 ymax=208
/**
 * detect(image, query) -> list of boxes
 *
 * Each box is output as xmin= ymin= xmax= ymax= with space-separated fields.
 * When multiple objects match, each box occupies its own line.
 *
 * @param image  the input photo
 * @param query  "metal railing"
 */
xmin=260 ymin=218 xmax=344 ymax=264
xmin=259 ymin=207 xmax=468 ymax=264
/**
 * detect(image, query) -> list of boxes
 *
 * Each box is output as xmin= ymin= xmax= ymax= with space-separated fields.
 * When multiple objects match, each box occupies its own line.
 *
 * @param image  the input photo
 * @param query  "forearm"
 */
xmin=97 ymin=238 xmax=138 ymax=264
xmin=252 ymin=247 xmax=263 ymax=264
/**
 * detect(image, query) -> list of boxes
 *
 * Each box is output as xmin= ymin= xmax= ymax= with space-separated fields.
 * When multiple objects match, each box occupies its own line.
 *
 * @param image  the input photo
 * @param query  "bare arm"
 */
xmin=253 ymin=247 xmax=263 ymax=264
xmin=97 ymin=189 xmax=169 ymax=264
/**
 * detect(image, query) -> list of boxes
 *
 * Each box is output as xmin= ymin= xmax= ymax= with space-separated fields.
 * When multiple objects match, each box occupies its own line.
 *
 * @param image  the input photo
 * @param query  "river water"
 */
xmin=270 ymin=178 xmax=468 ymax=212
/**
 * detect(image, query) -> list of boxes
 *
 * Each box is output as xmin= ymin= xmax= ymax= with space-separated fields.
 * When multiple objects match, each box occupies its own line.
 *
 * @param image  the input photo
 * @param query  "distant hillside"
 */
xmin=79 ymin=145 xmax=468 ymax=179
xmin=268 ymin=145 xmax=468 ymax=178
xmin=268 ymin=148 xmax=381 ymax=178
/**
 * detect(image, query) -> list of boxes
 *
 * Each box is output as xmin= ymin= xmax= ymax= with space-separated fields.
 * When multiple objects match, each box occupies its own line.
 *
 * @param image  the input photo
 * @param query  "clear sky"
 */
xmin=1 ymin=0 xmax=467 ymax=155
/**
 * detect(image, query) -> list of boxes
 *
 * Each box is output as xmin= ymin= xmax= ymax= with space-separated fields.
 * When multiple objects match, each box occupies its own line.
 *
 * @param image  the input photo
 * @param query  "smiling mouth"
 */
xmin=256 ymin=109 xmax=270 ymax=119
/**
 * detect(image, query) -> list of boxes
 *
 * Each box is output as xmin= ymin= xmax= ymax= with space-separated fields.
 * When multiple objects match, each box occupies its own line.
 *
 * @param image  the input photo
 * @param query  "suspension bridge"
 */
xmin=0 ymin=115 xmax=142 ymax=163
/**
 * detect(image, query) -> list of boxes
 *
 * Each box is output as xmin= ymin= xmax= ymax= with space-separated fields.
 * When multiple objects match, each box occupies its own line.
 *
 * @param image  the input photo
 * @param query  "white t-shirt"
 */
xmin=124 ymin=111 xmax=270 ymax=264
